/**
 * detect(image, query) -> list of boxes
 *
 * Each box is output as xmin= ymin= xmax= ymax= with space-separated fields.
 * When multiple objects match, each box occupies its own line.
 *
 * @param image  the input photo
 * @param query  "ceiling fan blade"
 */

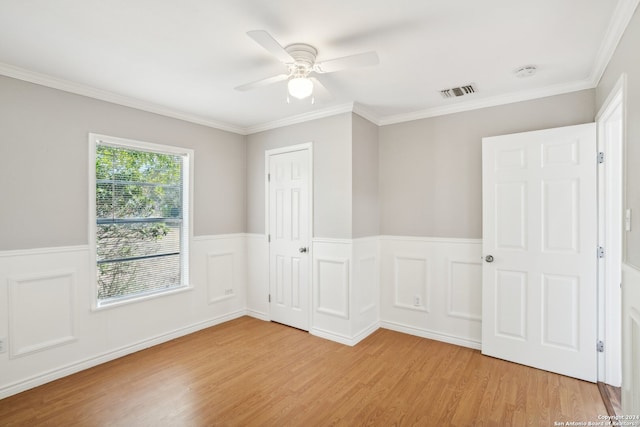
xmin=310 ymin=77 xmax=332 ymax=100
xmin=247 ymin=30 xmax=294 ymax=63
xmin=314 ymin=51 xmax=379 ymax=74
xmin=234 ymin=73 xmax=289 ymax=92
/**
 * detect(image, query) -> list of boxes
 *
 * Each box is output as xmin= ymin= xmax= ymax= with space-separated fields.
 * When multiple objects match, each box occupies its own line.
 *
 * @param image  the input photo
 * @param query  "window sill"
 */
xmin=91 ymin=284 xmax=194 ymax=312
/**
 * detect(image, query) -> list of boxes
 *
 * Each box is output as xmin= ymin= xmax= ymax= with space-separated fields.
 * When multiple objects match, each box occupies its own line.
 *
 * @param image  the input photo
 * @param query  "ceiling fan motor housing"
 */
xmin=285 ymin=43 xmax=317 ymax=76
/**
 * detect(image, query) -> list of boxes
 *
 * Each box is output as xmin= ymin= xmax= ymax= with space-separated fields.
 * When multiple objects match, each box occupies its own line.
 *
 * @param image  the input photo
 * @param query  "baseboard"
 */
xmin=246 ymin=309 xmax=269 ymax=322
xmin=309 ymin=328 xmax=354 ymax=346
xmin=380 ymin=320 xmax=482 ymax=350
xmin=309 ymin=323 xmax=379 ymax=346
xmin=351 ymin=323 xmax=380 ymax=345
xmin=0 ymin=309 xmax=247 ymax=399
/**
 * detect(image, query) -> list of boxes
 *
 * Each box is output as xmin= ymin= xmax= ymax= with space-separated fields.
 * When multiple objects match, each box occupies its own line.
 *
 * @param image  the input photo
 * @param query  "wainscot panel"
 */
xmin=621 ymin=262 xmax=640 ymax=415
xmin=379 ymin=236 xmax=483 ymax=349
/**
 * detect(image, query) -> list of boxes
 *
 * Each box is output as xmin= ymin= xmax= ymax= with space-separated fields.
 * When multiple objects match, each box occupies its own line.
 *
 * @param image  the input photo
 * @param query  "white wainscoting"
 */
xmin=8 ymin=269 xmax=77 ymax=358
xmin=309 ymin=237 xmax=380 ymax=346
xmin=246 ymin=234 xmax=269 ymax=321
xmin=379 ymin=236 xmax=483 ymax=349
xmin=0 ymin=234 xmax=247 ymax=399
xmin=245 ymin=235 xmax=380 ymax=346
xmin=352 ymin=237 xmax=380 ymax=341
xmin=0 ymin=233 xmax=483 ymax=399
xmin=621 ymin=262 xmax=640 ymax=415
xmin=206 ymin=252 xmax=235 ymax=304
xmin=316 ymin=256 xmax=350 ymax=319
xmin=311 ymin=239 xmax=354 ymax=344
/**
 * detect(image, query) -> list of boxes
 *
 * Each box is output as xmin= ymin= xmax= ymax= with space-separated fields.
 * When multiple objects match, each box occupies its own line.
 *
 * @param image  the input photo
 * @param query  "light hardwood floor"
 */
xmin=0 ymin=316 xmax=606 ymax=426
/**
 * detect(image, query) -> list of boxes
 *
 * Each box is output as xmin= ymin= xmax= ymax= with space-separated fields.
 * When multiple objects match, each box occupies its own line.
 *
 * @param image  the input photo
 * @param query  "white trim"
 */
xmin=378 ymin=79 xmax=593 ymax=126
xmin=590 ymin=0 xmax=640 ymax=87
xmin=352 ymin=103 xmax=381 ymax=125
xmin=596 ymin=73 xmax=626 ymax=386
xmin=379 ymin=235 xmax=482 ymax=245
xmin=246 ymin=103 xmax=355 ymax=134
xmin=0 ymin=245 xmax=89 ymax=257
xmin=309 ymin=323 xmax=378 ymax=346
xmin=246 ymin=310 xmax=270 ymax=322
xmin=596 ymin=73 xmax=628 ymax=121
xmin=0 ymin=310 xmax=247 ymax=400
xmin=89 ymin=286 xmax=194 ymax=312
xmin=192 ymin=233 xmax=247 ymax=242
xmin=244 ymin=233 xmax=267 ymax=240
xmin=264 ymin=142 xmax=314 ymax=156
xmin=0 ymin=62 xmax=245 ymax=135
xmin=88 ymin=133 xmax=195 ymax=310
xmin=1 ymin=0 xmax=636 ymax=137
xmin=312 ymin=237 xmax=354 ymax=245
xmin=352 ymin=236 xmax=380 ymax=244
xmin=380 ymin=320 xmax=481 ymax=350
xmin=309 ymin=327 xmax=354 ymax=346
xmin=351 ymin=323 xmax=380 ymax=345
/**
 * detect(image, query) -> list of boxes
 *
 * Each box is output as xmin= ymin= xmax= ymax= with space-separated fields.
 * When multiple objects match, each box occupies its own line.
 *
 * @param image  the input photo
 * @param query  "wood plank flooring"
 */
xmin=0 ymin=316 xmax=607 ymax=426
xmin=598 ymin=382 xmax=623 ymax=417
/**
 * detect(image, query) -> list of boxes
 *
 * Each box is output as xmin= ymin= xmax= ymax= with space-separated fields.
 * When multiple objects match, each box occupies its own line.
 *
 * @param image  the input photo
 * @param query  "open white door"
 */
xmin=482 ymin=123 xmax=597 ymax=382
xmin=267 ymin=145 xmax=312 ymax=331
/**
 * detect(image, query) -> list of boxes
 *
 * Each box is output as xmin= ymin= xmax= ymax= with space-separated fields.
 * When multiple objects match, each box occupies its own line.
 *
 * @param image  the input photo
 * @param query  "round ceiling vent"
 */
xmin=514 ymin=65 xmax=537 ymax=78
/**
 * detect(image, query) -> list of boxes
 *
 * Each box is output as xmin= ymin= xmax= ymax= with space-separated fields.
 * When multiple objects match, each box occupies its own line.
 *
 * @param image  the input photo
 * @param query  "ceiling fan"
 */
xmin=234 ymin=30 xmax=379 ymax=102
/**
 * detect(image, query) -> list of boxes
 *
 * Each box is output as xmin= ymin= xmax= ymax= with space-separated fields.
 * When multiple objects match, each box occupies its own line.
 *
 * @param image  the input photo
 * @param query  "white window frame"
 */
xmin=88 ymin=133 xmax=194 ymax=310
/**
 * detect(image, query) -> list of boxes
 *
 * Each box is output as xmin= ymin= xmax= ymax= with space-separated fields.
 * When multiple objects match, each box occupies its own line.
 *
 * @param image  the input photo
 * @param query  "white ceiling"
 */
xmin=0 ymin=0 xmax=632 ymax=134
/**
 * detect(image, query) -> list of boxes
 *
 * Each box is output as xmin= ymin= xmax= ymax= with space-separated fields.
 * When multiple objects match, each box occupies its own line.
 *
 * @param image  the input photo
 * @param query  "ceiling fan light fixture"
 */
xmin=288 ymin=77 xmax=313 ymax=99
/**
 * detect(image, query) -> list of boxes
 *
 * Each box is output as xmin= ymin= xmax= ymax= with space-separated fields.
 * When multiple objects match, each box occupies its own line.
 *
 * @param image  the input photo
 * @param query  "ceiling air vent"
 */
xmin=440 ymin=84 xmax=477 ymax=99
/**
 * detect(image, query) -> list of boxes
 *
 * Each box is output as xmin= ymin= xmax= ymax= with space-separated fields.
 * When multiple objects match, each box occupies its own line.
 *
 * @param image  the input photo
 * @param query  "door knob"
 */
xmin=299 ymin=247 xmax=308 ymax=253
xmin=485 ymin=255 xmax=494 ymax=263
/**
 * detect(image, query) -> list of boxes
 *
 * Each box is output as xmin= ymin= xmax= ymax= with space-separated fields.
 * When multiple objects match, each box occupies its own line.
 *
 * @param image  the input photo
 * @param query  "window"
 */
xmin=89 ymin=134 xmax=192 ymax=307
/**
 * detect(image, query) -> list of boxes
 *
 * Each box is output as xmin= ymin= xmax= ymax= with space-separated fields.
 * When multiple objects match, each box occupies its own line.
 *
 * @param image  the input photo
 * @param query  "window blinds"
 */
xmin=95 ymin=144 xmax=184 ymax=302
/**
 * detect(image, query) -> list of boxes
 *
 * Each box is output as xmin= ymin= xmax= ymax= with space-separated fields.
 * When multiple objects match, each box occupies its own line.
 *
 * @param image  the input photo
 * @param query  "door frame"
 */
xmin=264 ymin=142 xmax=314 ymax=325
xmin=596 ymin=73 xmax=626 ymax=386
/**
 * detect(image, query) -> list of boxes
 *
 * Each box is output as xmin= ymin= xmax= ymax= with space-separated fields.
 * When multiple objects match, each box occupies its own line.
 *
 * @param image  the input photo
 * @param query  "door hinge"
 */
xmin=597 ymin=340 xmax=604 ymax=352
xmin=267 ymin=173 xmax=271 ymax=182
xmin=598 ymin=246 xmax=605 ymax=258
xmin=268 ymin=234 xmax=271 ymax=243
xmin=598 ymin=152 xmax=605 ymax=164
xmin=268 ymin=294 xmax=271 ymax=303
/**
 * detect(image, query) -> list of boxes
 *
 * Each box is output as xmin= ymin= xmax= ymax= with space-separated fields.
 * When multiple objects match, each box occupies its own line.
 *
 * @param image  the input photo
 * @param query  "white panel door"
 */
xmin=268 ymin=147 xmax=311 ymax=330
xmin=482 ymin=123 xmax=597 ymax=382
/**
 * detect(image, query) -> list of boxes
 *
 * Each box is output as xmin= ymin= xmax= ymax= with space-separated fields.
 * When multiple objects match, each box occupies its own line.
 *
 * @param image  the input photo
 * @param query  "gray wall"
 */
xmin=352 ymin=113 xmax=379 ymax=238
xmin=596 ymin=4 xmax=640 ymax=267
xmin=246 ymin=113 xmax=352 ymax=238
xmin=0 ymin=74 xmax=605 ymax=248
xmin=379 ymin=89 xmax=596 ymax=238
xmin=0 ymin=76 xmax=246 ymax=250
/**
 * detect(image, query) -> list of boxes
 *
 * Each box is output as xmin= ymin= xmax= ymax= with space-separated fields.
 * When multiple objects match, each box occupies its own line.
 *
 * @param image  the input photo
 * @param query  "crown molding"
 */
xmin=1 ymin=0 xmax=636 ymax=135
xmin=377 ymin=79 xmax=594 ymax=126
xmin=0 ymin=62 xmax=246 ymax=135
xmin=244 ymin=102 xmax=356 ymax=134
xmin=589 ymin=0 xmax=640 ymax=86
xmin=352 ymin=103 xmax=381 ymax=125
